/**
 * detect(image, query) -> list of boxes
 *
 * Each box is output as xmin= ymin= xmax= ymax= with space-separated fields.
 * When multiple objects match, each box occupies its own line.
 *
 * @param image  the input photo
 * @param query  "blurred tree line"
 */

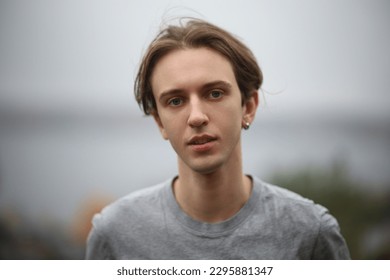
xmin=268 ymin=160 xmax=390 ymax=259
xmin=0 ymin=211 xmax=84 ymax=259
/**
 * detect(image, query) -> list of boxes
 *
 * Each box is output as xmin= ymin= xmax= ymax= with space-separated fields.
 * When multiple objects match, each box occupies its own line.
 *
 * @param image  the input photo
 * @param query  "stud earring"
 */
xmin=243 ymin=121 xmax=250 ymax=130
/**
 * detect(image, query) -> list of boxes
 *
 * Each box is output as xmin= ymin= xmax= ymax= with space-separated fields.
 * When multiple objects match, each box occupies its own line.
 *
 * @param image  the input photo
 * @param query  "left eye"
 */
xmin=209 ymin=90 xmax=223 ymax=99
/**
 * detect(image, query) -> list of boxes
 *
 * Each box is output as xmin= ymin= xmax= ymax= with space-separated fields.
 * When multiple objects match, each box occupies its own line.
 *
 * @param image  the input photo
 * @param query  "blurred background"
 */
xmin=0 ymin=0 xmax=389 ymax=259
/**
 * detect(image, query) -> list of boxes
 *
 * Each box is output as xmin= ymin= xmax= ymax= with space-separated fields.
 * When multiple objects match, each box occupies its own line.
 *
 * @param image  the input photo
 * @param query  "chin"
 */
xmin=187 ymin=159 xmax=225 ymax=175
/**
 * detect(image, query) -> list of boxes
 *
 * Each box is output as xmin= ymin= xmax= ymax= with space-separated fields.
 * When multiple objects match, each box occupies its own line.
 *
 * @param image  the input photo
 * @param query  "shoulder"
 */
xmin=85 ymin=179 xmax=171 ymax=259
xmin=251 ymin=176 xmax=350 ymax=259
xmin=106 ymin=182 xmax=165 ymax=213
xmin=91 ymin=180 xmax=168 ymax=234
xmin=252 ymin=176 xmax=335 ymax=228
xmin=253 ymin=176 xmax=328 ymax=217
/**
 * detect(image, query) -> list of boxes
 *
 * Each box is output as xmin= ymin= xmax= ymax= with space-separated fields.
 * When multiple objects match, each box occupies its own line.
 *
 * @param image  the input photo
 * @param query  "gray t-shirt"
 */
xmin=86 ymin=176 xmax=350 ymax=259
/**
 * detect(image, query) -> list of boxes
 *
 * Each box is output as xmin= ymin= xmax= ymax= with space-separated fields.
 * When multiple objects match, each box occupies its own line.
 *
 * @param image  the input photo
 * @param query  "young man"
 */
xmin=86 ymin=19 xmax=350 ymax=259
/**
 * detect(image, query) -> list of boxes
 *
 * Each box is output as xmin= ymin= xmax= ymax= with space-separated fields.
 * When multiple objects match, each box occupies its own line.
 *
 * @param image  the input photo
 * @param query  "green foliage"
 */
xmin=268 ymin=161 xmax=390 ymax=259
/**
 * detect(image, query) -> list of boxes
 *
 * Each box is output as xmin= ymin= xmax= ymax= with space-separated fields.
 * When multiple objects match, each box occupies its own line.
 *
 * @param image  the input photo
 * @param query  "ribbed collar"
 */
xmin=163 ymin=176 xmax=260 ymax=237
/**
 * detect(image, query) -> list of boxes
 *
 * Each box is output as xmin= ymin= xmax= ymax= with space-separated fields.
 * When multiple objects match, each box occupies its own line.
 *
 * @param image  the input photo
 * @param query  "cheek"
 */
xmin=160 ymin=115 xmax=183 ymax=140
xmin=215 ymin=102 xmax=244 ymax=125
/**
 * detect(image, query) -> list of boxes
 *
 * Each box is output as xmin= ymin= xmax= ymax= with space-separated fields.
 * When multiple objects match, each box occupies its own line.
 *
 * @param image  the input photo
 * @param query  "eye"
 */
xmin=209 ymin=90 xmax=223 ymax=99
xmin=167 ymin=97 xmax=183 ymax=107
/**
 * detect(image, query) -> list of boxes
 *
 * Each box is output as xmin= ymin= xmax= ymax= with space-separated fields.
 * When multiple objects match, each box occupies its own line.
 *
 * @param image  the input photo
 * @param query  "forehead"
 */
xmin=150 ymin=48 xmax=237 ymax=95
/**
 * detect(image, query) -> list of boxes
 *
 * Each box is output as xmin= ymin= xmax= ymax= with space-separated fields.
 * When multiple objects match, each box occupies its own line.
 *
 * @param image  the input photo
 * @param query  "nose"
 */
xmin=187 ymin=97 xmax=209 ymax=128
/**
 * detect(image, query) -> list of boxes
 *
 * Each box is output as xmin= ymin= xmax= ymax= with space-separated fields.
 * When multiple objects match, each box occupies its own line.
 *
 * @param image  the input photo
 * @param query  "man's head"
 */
xmin=134 ymin=18 xmax=263 ymax=115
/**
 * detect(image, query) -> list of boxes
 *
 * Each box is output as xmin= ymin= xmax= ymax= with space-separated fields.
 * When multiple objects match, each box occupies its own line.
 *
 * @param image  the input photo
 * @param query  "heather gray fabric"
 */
xmin=86 ymin=176 xmax=350 ymax=259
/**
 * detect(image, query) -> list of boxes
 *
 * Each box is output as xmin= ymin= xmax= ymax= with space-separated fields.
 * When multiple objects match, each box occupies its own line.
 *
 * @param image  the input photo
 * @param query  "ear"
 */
xmin=152 ymin=112 xmax=169 ymax=140
xmin=242 ymin=90 xmax=259 ymax=125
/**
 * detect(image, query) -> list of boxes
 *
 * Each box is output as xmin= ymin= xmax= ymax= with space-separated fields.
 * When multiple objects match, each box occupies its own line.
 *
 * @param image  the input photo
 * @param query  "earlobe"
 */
xmin=152 ymin=113 xmax=169 ymax=140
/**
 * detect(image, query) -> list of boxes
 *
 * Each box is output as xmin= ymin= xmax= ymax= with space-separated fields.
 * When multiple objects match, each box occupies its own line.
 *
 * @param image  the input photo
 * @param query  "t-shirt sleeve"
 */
xmin=85 ymin=214 xmax=112 ymax=260
xmin=311 ymin=210 xmax=351 ymax=259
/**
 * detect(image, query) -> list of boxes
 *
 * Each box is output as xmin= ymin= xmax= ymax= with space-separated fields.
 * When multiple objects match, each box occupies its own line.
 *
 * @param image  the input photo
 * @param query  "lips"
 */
xmin=188 ymin=135 xmax=217 ymax=145
xmin=187 ymin=135 xmax=217 ymax=152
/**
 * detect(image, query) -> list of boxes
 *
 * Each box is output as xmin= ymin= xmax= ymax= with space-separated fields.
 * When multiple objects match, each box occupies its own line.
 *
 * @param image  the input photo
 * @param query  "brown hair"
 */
xmin=134 ymin=18 xmax=263 ymax=115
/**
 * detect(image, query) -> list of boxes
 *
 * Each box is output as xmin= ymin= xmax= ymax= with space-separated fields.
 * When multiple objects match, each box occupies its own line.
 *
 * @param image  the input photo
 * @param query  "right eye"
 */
xmin=167 ymin=97 xmax=183 ymax=107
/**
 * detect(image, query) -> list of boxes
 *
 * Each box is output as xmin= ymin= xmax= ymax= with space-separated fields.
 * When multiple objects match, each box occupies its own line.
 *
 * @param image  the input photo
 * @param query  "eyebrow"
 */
xmin=158 ymin=80 xmax=232 ymax=102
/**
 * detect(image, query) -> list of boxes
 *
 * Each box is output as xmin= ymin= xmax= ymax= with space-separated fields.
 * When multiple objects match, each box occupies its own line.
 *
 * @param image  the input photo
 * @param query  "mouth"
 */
xmin=187 ymin=135 xmax=218 ymax=152
xmin=188 ymin=135 xmax=217 ymax=145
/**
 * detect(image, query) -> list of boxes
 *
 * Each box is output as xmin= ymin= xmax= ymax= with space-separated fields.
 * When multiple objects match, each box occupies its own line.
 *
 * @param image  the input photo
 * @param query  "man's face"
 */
xmin=151 ymin=47 xmax=252 ymax=174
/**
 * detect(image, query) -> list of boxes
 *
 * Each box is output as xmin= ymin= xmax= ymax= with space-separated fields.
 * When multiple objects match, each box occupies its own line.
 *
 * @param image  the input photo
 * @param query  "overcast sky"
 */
xmin=1 ymin=0 xmax=389 ymax=122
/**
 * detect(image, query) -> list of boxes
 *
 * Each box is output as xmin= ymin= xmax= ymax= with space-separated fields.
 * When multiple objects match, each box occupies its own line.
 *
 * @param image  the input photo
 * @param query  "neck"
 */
xmin=173 ymin=145 xmax=252 ymax=223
